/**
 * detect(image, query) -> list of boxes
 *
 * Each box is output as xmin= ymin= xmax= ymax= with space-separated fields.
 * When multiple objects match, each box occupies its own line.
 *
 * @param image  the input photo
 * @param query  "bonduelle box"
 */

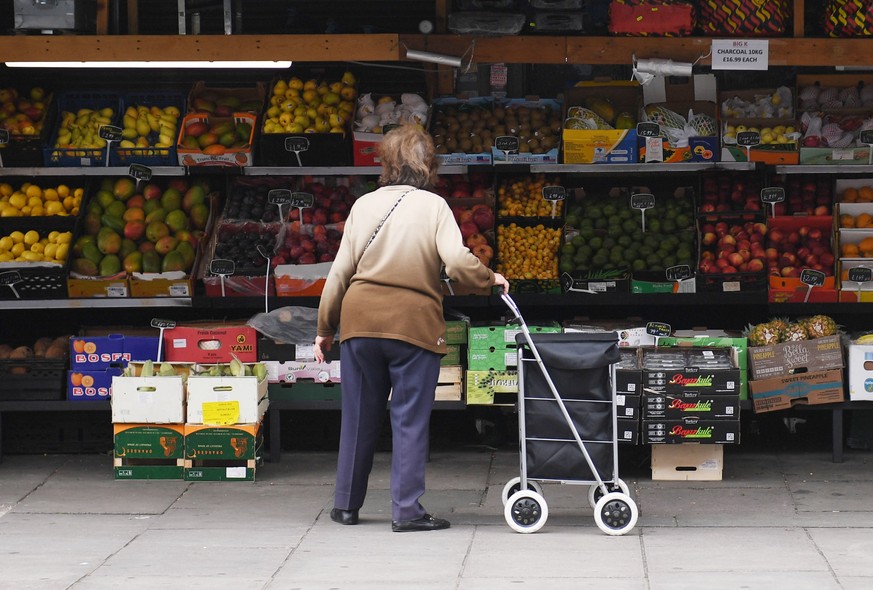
xmin=748 ymin=335 xmax=843 ymax=380
xmin=468 ymin=323 xmax=561 ymax=349
xmin=468 ymin=347 xmax=518 ymax=371
xmin=67 ymin=368 xmax=123 ymax=401
xmin=265 ymin=360 xmax=340 ymax=384
xmin=750 ymin=368 xmax=844 ymax=413
xmin=164 ymin=324 xmax=257 ymax=364
xmin=110 ymin=375 xmax=185 ymax=423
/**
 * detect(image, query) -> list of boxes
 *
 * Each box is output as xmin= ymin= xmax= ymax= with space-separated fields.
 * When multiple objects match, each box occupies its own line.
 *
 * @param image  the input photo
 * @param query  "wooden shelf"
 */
xmin=1 ymin=34 xmax=872 ymax=68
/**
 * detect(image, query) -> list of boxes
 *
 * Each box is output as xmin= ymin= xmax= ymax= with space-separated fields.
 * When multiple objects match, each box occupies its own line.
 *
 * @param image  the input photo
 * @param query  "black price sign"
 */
xmin=542 ymin=186 xmax=566 ymax=201
xmin=494 ymin=136 xmax=520 ymax=153
xmin=631 ymin=193 xmax=655 ymax=210
xmin=289 ymin=192 xmax=315 ymax=208
xmin=285 ymin=136 xmax=310 ymax=152
xmin=0 ymin=270 xmax=22 ymax=285
xmin=382 ymin=124 xmax=400 ymax=135
xmin=0 ymin=129 xmax=9 ymax=145
xmin=761 ymin=187 xmax=786 ymax=204
xmin=737 ymin=131 xmax=761 ymax=147
xmin=666 ymin=264 xmax=692 ymax=281
xmin=150 ymin=318 xmax=177 ymax=329
xmin=636 ymin=122 xmax=661 ymax=137
xmin=646 ymin=322 xmax=672 ymax=337
xmin=849 ymin=267 xmax=872 ymax=283
xmin=210 ymin=258 xmax=235 ymax=276
xmin=267 ymin=189 xmax=292 ymax=205
xmin=800 ymin=269 xmax=826 ymax=287
xmin=98 ymin=125 xmax=123 ymax=142
xmin=861 ymin=130 xmax=873 ymax=145
xmin=128 ymin=163 xmax=153 ymax=182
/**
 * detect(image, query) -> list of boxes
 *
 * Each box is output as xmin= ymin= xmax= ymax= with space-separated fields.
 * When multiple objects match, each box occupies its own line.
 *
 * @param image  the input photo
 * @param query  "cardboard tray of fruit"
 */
xmin=766 ymin=215 xmax=837 ymax=293
xmin=110 ymin=91 xmax=186 ymax=167
xmin=259 ymin=70 xmax=358 ymax=167
xmin=44 ymin=91 xmax=123 ymax=167
xmin=176 ymin=111 xmax=256 ymax=167
xmin=0 ymin=220 xmax=77 ymax=300
xmin=697 ymin=215 xmax=768 ymax=293
xmin=489 ymin=98 xmax=563 ymax=164
xmin=0 ymin=86 xmax=57 ymax=167
xmin=200 ymin=220 xmax=284 ymax=297
xmin=187 ymin=81 xmax=265 ymax=117
xmin=430 ymin=97 xmax=494 ymax=166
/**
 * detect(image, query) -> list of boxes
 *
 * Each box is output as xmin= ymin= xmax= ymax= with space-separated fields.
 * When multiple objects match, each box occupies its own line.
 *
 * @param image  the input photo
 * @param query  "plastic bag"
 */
xmin=247 ymin=306 xmax=321 ymax=344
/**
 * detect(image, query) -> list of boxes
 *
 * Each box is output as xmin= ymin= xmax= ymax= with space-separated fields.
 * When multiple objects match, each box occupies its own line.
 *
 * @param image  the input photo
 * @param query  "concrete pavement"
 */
xmin=1 ymin=447 xmax=873 ymax=589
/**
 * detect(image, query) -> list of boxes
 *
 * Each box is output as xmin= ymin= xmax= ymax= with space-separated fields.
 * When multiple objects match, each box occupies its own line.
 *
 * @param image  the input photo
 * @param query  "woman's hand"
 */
xmin=492 ymin=272 xmax=509 ymax=294
xmin=314 ymin=335 xmax=333 ymax=363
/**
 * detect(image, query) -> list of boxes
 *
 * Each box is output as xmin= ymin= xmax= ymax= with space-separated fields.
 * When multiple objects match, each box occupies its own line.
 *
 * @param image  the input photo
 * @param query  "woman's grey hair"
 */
xmin=378 ymin=124 xmax=439 ymax=189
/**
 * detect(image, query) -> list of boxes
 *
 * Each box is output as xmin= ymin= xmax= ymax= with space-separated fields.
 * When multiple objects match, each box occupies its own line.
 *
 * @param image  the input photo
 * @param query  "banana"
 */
xmin=141 ymin=359 xmax=154 ymax=377
xmin=159 ymin=362 xmax=175 ymax=376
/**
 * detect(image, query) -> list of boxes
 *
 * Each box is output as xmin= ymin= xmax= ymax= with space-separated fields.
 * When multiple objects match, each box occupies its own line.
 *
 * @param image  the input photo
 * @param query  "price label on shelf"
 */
xmin=98 ymin=125 xmax=123 ymax=142
xmin=760 ymin=187 xmax=785 ymax=203
xmin=289 ymin=192 xmax=315 ymax=208
xmin=0 ymin=270 xmax=22 ymax=285
xmin=128 ymin=163 xmax=153 ymax=182
xmin=800 ymin=269 xmax=825 ymax=287
xmin=285 ymin=136 xmax=310 ymax=153
xmin=646 ymin=321 xmax=672 ymax=338
xmin=636 ymin=122 xmax=660 ymax=137
xmin=0 ymin=129 xmax=9 ymax=145
xmin=849 ymin=267 xmax=872 ymax=283
xmin=150 ymin=318 xmax=177 ymax=330
xmin=542 ymin=186 xmax=566 ymax=201
xmin=736 ymin=131 xmax=761 ymax=147
xmin=494 ymin=135 xmax=519 ymax=161
xmin=210 ymin=258 xmax=235 ymax=276
xmin=666 ymin=264 xmax=692 ymax=282
xmin=631 ymin=193 xmax=655 ymax=232
xmin=267 ymin=189 xmax=292 ymax=206
xmin=861 ymin=130 xmax=873 ymax=145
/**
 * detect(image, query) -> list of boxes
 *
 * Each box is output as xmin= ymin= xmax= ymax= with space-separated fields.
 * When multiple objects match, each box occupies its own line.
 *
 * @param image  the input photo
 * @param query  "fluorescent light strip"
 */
xmin=5 ymin=60 xmax=292 ymax=69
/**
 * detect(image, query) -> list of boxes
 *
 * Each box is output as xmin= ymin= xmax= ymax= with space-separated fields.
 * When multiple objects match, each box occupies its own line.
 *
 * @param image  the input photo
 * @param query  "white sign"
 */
xmin=711 ymin=39 xmax=769 ymax=71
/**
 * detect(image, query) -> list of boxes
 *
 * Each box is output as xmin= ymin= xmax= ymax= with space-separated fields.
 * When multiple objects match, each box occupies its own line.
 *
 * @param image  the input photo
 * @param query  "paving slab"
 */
xmin=779 ymin=452 xmax=873 ymax=482
xmin=72 ymin=576 xmax=267 ymax=590
xmin=638 ymin=485 xmax=797 ymax=527
xmin=789 ymin=479 xmax=873 ymax=513
xmin=807 ymin=528 xmax=873 ymax=577
xmin=460 ymin=577 xmax=647 ymax=589
xmin=648 ymin=571 xmax=841 ymax=590
xmin=643 ymin=527 xmax=831 ymax=574
xmin=838 ymin=576 xmax=873 ymax=590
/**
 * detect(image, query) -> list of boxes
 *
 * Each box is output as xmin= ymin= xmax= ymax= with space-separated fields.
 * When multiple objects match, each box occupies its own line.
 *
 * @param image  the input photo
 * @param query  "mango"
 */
xmin=161 ymin=250 xmax=185 ymax=273
xmin=73 ymin=235 xmax=94 ymax=257
xmin=145 ymin=221 xmax=169 ymax=243
xmin=123 ymin=251 xmax=143 ymax=273
xmin=165 ymin=209 xmax=189 ymax=232
xmin=219 ymin=132 xmax=237 ymax=148
xmin=124 ymin=220 xmax=145 ymax=241
xmin=160 ymin=188 xmax=182 ymax=212
xmin=236 ymin=121 xmax=252 ymax=139
xmin=99 ymin=254 xmax=121 ymax=276
xmin=175 ymin=241 xmax=196 ymax=270
xmin=96 ymin=189 xmax=116 ymax=209
xmin=182 ymin=185 xmax=206 ymax=212
xmin=72 ymin=258 xmax=98 ymax=276
xmin=185 ymin=121 xmax=209 ymax=137
xmin=198 ymin=132 xmax=218 ymax=149
xmin=120 ymin=238 xmax=137 ymax=259
xmin=83 ymin=211 xmax=102 ymax=235
xmin=144 ymin=208 xmax=166 ymax=224
xmin=82 ymin=242 xmax=103 ymax=265
xmin=97 ymin=227 xmax=122 ymax=255
xmin=113 ymin=177 xmax=136 ymax=201
xmin=143 ymin=199 xmax=160 ymax=215
xmin=100 ymin=214 xmax=125 ymax=234
xmin=190 ymin=203 xmax=209 ymax=230
xmin=105 ymin=199 xmax=127 ymax=219
xmin=210 ymin=121 xmax=234 ymax=137
xmin=142 ymin=249 xmax=161 ymax=273
xmin=155 ymin=235 xmax=179 ymax=255
xmin=180 ymin=135 xmax=200 ymax=150
xmin=202 ymin=144 xmax=226 ymax=156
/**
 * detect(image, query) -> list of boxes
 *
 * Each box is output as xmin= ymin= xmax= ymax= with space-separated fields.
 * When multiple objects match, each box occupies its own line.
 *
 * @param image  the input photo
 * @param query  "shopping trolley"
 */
xmin=499 ymin=293 xmax=639 ymax=535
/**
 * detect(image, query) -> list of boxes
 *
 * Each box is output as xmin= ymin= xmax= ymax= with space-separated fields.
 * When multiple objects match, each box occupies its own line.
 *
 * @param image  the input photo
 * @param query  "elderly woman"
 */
xmin=315 ymin=124 xmax=508 ymax=532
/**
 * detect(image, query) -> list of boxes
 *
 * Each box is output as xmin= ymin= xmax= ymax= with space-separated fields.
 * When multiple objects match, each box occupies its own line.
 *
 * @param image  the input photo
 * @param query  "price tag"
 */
xmin=542 ymin=185 xmax=566 ymax=218
xmin=289 ymin=192 xmax=315 ymax=208
xmin=0 ymin=270 xmax=22 ymax=285
xmin=631 ymin=193 xmax=655 ymax=232
xmin=494 ymin=135 xmax=520 ymax=162
xmin=98 ymin=125 xmax=123 ymax=142
xmin=202 ymin=401 xmax=240 ymax=426
xmin=737 ymin=130 xmax=760 ymax=162
xmin=800 ymin=268 xmax=826 ymax=303
xmin=150 ymin=318 xmax=177 ymax=329
xmin=849 ymin=267 xmax=872 ymax=283
xmin=210 ymin=258 xmax=235 ymax=298
xmin=666 ymin=264 xmax=692 ymax=281
xmin=268 ymin=188 xmax=291 ymax=205
xmin=284 ymin=136 xmax=310 ymax=167
xmin=128 ymin=163 xmax=153 ymax=182
xmin=861 ymin=130 xmax=873 ymax=164
xmin=646 ymin=321 xmax=672 ymax=338
xmin=761 ymin=187 xmax=785 ymax=218
xmin=636 ymin=122 xmax=661 ymax=137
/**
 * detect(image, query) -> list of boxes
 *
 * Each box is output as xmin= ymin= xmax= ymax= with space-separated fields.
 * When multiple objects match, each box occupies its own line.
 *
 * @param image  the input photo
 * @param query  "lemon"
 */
xmin=44 ymin=243 xmax=57 ymax=259
xmin=30 ymin=242 xmax=44 ymax=254
xmin=24 ymin=230 xmax=40 ymax=245
xmin=0 ymin=207 xmax=19 ymax=217
xmin=21 ymin=250 xmax=41 ymax=262
xmin=9 ymin=231 xmax=24 ymax=244
xmin=8 ymin=193 xmax=26 ymax=209
xmin=0 ymin=252 xmax=12 ymax=262
xmin=57 ymin=232 xmax=72 ymax=244
xmin=25 ymin=184 xmax=43 ymax=199
xmin=43 ymin=188 xmax=58 ymax=202
xmin=48 ymin=231 xmax=59 ymax=242
xmin=57 ymin=184 xmax=70 ymax=199
xmin=0 ymin=183 xmax=12 ymax=197
xmin=63 ymin=196 xmax=76 ymax=211
xmin=73 ymin=187 xmax=84 ymax=199
xmin=45 ymin=201 xmax=64 ymax=215
xmin=55 ymin=243 xmax=69 ymax=261
xmin=0 ymin=236 xmax=12 ymax=251
xmin=11 ymin=242 xmax=25 ymax=257
xmin=31 ymin=205 xmax=45 ymax=216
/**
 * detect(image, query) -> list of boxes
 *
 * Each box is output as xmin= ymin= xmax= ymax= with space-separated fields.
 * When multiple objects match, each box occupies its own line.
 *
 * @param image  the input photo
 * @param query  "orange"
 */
xmin=841 ymin=214 xmax=856 ymax=228
xmin=859 ymin=186 xmax=873 ymax=203
xmin=859 ymin=213 xmax=873 ymax=228
xmin=860 ymin=236 xmax=873 ymax=255
xmin=843 ymin=187 xmax=859 ymax=202
xmin=843 ymin=243 xmax=860 ymax=257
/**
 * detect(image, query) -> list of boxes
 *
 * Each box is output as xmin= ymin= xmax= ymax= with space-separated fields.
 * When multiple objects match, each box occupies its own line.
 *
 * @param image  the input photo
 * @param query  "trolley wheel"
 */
xmin=587 ymin=478 xmax=630 ymax=509
xmin=504 ymin=490 xmax=549 ymax=534
xmin=593 ymin=492 xmax=638 ymax=536
xmin=501 ymin=477 xmax=544 ymax=506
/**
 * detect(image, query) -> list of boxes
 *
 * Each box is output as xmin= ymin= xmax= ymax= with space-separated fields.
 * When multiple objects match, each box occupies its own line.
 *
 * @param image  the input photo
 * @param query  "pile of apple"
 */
xmin=699 ymin=174 xmax=763 ymax=213
xmin=771 ymin=175 xmax=833 ymax=216
xmin=698 ymin=220 xmax=767 ymax=276
xmin=0 ymin=87 xmax=49 ymax=137
xmin=765 ymin=223 xmax=835 ymax=279
xmin=435 ymin=173 xmax=495 ymax=267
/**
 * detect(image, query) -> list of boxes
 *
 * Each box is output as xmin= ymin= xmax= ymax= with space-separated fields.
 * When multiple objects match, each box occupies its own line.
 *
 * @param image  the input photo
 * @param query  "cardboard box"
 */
xmin=187 ymin=81 xmax=266 ymax=116
xmin=616 ymin=393 xmax=640 ymax=420
xmin=848 ymin=344 xmax=873 ymax=401
xmin=640 ymin=74 xmax=720 ymax=163
xmin=185 ymin=375 xmax=268 ymax=424
xmin=564 ymin=322 xmax=656 ymax=348
xmin=164 ymin=324 xmax=257 ymax=364
xmin=465 ymin=369 xmax=518 ymax=405
xmin=274 ymin=262 xmax=331 ymax=297
xmin=490 ymin=98 xmax=562 ymax=164
xmin=468 ymin=347 xmax=518 ymax=371
xmin=468 ymin=323 xmax=561 ymax=348
xmin=562 ymin=81 xmax=641 ymax=164
xmin=643 ymin=391 xmax=740 ymax=420
xmin=265 ymin=360 xmax=340 ymax=384
xmin=267 ymin=381 xmax=341 ymax=403
xmin=67 ymin=276 xmax=130 ymax=298
xmin=651 ymin=443 xmax=724 ymax=481
xmin=70 ymin=335 xmax=159 ymax=370
xmin=257 ymin=337 xmax=339 ymax=363
xmin=750 ymin=368 xmax=845 ymax=413
xmin=658 ymin=336 xmax=749 ymax=400
xmin=631 ymin=276 xmax=697 ymax=294
xmin=441 ymin=345 xmax=461 ymax=366
xmin=643 ymin=418 xmax=740 ymax=444
xmin=176 ymin=112 xmax=256 ymax=167
xmin=641 ymin=346 xmax=741 ymax=396
xmin=617 ymin=417 xmax=640 ymax=445
xmin=113 ymin=424 xmax=185 ymax=478
xmin=110 ymin=375 xmax=185 ymax=423
xmin=128 ymin=272 xmax=195 ymax=298
xmin=430 ymin=97 xmax=493 ymax=166
xmin=67 ymin=368 xmax=123 ymax=401
xmin=183 ymin=422 xmax=261 ymax=481
xmin=389 ymin=365 xmax=463 ymax=402
xmin=444 ymin=320 xmax=469 ymax=345
xmin=748 ymin=335 xmax=843 ymax=380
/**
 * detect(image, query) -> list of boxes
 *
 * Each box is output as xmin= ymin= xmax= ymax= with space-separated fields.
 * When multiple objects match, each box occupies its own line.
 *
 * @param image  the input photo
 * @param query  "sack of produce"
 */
xmin=824 ymin=0 xmax=873 ymax=37
xmin=696 ymin=0 xmax=791 ymax=36
xmin=608 ymin=0 xmax=694 ymax=37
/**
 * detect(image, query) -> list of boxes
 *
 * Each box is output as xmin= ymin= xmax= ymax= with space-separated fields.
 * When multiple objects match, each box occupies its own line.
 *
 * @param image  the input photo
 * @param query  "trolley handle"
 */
xmin=500 ymin=292 xmax=523 ymax=324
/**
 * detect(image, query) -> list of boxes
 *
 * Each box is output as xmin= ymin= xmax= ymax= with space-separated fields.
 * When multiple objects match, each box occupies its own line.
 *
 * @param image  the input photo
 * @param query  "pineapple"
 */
xmin=783 ymin=322 xmax=809 ymax=341
xmin=746 ymin=321 xmax=783 ymax=347
xmin=803 ymin=315 xmax=838 ymax=339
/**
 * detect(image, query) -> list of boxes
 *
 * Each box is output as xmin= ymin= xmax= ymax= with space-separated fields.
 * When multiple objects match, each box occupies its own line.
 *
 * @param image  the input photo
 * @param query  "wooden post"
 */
xmin=128 ymin=0 xmax=139 ymax=34
xmin=793 ymin=0 xmax=805 ymax=38
xmin=96 ymin=0 xmax=109 ymax=34
xmin=434 ymin=0 xmax=454 ymax=96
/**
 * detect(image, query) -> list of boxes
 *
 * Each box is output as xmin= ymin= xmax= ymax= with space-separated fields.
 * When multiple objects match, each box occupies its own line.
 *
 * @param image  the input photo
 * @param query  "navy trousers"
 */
xmin=335 ymin=337 xmax=441 ymax=522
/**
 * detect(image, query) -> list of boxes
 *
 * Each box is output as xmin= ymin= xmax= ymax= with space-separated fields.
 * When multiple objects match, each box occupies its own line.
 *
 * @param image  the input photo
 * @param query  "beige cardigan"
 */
xmin=317 ymin=185 xmax=494 ymax=354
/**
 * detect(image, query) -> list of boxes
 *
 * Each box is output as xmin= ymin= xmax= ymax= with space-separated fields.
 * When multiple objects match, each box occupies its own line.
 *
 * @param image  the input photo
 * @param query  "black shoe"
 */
xmin=392 ymin=514 xmax=450 ymax=532
xmin=330 ymin=508 xmax=359 ymax=525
